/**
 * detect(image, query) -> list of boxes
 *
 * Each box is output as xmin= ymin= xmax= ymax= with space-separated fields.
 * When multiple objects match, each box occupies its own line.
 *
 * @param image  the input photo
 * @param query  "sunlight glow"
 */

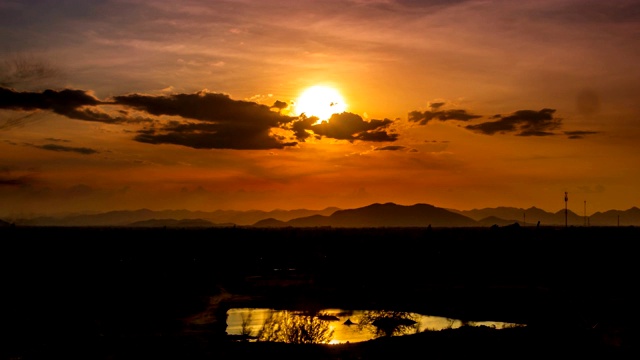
xmin=294 ymin=85 xmax=347 ymax=122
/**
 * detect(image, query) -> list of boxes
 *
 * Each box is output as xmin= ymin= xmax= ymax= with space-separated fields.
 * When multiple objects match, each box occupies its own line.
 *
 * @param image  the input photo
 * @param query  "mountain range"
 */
xmin=2 ymin=202 xmax=639 ymax=228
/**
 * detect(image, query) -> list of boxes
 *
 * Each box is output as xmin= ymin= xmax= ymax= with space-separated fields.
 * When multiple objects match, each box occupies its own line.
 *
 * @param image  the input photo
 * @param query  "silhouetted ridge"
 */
xmin=8 ymin=204 xmax=640 ymax=227
xmin=126 ymin=218 xmax=230 ymax=228
xmin=256 ymin=202 xmax=478 ymax=227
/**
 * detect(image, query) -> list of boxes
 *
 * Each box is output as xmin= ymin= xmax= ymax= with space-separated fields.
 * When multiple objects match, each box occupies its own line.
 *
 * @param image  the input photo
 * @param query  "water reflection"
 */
xmin=226 ymin=308 xmax=524 ymax=344
xmin=356 ymin=310 xmax=421 ymax=338
xmin=257 ymin=310 xmax=334 ymax=344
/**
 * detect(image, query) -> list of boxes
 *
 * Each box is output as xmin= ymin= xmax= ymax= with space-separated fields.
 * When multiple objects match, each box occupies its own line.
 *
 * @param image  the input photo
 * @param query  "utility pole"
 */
xmin=564 ymin=192 xmax=568 ymax=227
xmin=584 ymin=200 xmax=587 ymax=227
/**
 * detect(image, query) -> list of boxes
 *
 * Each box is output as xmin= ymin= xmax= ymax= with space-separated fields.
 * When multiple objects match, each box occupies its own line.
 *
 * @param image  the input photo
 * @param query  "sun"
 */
xmin=294 ymin=85 xmax=347 ymax=121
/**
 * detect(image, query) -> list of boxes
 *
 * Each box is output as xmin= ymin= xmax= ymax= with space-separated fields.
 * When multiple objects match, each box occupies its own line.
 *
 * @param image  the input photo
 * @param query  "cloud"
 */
xmin=290 ymin=115 xmax=319 ymax=141
xmin=114 ymin=90 xmax=299 ymax=150
xmin=408 ymin=102 xmax=481 ymax=125
xmin=0 ymin=86 xmax=101 ymax=117
xmin=0 ymin=87 xmax=151 ymax=126
xmin=409 ymin=104 xmax=598 ymax=139
xmin=0 ymin=174 xmax=30 ymax=186
xmin=465 ymin=108 xmax=560 ymax=136
xmin=0 ymin=87 xmax=101 ymax=112
xmin=1 ymin=86 xmax=399 ymax=149
xmin=113 ymin=90 xmax=291 ymax=126
xmin=564 ymin=130 xmax=599 ymax=139
xmin=134 ymin=120 xmax=297 ymax=150
xmin=374 ymin=145 xmax=407 ymax=151
xmin=32 ymin=143 xmax=99 ymax=155
xmin=304 ymin=112 xmax=398 ymax=142
xmin=0 ymin=167 xmax=34 ymax=187
xmin=270 ymin=100 xmax=289 ymax=112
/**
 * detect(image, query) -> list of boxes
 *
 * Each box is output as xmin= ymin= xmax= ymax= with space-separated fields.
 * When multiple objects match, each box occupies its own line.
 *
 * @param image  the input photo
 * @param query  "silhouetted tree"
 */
xmin=257 ymin=310 xmax=334 ymax=344
xmin=356 ymin=310 xmax=419 ymax=338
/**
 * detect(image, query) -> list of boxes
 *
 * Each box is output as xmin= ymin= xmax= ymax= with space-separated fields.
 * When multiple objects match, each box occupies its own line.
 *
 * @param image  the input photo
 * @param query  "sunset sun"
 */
xmin=294 ymin=85 xmax=347 ymax=121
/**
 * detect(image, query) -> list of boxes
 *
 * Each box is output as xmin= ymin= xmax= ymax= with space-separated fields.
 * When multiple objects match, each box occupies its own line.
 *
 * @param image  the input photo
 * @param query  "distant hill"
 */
xmin=126 ymin=218 xmax=232 ymax=228
xmin=451 ymin=206 xmax=640 ymax=226
xmin=589 ymin=207 xmax=640 ymax=226
xmin=253 ymin=202 xmax=478 ymax=228
xmin=476 ymin=216 xmax=520 ymax=227
xmin=3 ymin=203 xmax=640 ymax=228
xmin=9 ymin=207 xmax=340 ymax=227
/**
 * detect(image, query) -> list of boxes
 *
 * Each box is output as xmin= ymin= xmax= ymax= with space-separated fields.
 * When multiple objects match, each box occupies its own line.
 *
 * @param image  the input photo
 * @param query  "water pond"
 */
xmin=226 ymin=307 xmax=525 ymax=344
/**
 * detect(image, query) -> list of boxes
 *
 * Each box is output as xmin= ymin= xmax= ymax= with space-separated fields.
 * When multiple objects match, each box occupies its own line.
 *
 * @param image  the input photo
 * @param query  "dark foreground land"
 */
xmin=2 ymin=225 xmax=639 ymax=359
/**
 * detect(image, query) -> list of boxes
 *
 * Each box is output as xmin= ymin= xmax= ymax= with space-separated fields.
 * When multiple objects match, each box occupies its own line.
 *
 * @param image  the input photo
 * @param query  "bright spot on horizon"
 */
xmin=294 ymin=85 xmax=347 ymax=122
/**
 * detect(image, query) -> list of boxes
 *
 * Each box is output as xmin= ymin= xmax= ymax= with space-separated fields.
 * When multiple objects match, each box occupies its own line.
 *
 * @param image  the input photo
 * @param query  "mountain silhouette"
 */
xmin=253 ymin=202 xmax=478 ymax=227
xmin=589 ymin=207 xmax=640 ymax=226
xmin=4 ymin=203 xmax=640 ymax=228
xmin=126 ymin=218 xmax=228 ymax=228
xmin=10 ymin=207 xmax=340 ymax=227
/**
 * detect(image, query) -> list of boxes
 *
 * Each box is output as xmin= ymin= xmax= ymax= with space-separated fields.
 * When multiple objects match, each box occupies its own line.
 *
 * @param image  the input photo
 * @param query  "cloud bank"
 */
xmin=1 ymin=87 xmax=399 ymax=150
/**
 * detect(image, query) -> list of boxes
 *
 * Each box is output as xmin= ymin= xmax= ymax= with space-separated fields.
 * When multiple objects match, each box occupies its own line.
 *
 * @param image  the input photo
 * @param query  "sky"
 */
xmin=1 ymin=0 xmax=639 ymax=217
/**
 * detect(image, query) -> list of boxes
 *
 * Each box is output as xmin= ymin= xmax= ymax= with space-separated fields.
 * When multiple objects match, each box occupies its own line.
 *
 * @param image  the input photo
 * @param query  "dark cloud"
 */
xmin=113 ymin=91 xmax=291 ymax=126
xmin=564 ymin=130 xmax=599 ymax=139
xmin=114 ymin=91 xmax=300 ymax=150
xmin=290 ymin=115 xmax=319 ymax=141
xmin=408 ymin=102 xmax=481 ymax=125
xmin=270 ymin=100 xmax=289 ymax=112
xmin=0 ymin=175 xmax=30 ymax=186
xmin=0 ymin=87 xmax=186 ymax=127
xmin=0 ymin=167 xmax=34 ymax=187
xmin=63 ymin=108 xmax=149 ymax=124
xmin=466 ymin=108 xmax=560 ymax=136
xmin=35 ymin=143 xmax=99 ymax=155
xmin=0 ymin=87 xmax=101 ymax=115
xmin=1 ymin=86 xmax=400 ymax=149
xmin=375 ymin=145 xmax=407 ymax=151
xmin=133 ymin=119 xmax=297 ymax=150
xmin=0 ymin=87 xmax=132 ymax=125
xmin=302 ymin=112 xmax=398 ymax=142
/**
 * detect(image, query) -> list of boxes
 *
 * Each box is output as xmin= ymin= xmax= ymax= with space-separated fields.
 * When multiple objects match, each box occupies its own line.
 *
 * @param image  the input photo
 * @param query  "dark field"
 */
xmin=2 ymin=226 xmax=639 ymax=359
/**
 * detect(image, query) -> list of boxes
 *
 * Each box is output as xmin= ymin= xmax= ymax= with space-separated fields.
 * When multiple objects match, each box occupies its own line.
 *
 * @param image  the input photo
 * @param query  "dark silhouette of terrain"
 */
xmin=127 ymin=218 xmax=230 ymax=228
xmin=253 ymin=202 xmax=477 ymax=227
xmin=2 ymin=225 xmax=638 ymax=359
xmin=6 ymin=207 xmax=341 ymax=227
xmin=5 ymin=203 xmax=640 ymax=228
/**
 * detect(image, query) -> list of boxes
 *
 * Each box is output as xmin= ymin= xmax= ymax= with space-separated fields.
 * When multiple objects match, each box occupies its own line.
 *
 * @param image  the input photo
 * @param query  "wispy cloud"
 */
xmin=465 ymin=109 xmax=560 ymax=136
xmin=564 ymin=130 xmax=600 ymax=139
xmin=408 ymin=102 xmax=481 ymax=125
xmin=374 ymin=145 xmax=407 ymax=151
xmin=34 ymin=143 xmax=99 ymax=155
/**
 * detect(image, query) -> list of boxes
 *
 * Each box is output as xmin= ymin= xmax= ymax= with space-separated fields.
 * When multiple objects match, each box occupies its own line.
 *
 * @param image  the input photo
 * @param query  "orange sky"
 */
xmin=1 ymin=0 xmax=639 ymax=217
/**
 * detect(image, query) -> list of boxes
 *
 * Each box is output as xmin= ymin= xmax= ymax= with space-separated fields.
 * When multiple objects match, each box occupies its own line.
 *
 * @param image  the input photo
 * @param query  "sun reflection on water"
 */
xmin=226 ymin=308 xmax=525 ymax=344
